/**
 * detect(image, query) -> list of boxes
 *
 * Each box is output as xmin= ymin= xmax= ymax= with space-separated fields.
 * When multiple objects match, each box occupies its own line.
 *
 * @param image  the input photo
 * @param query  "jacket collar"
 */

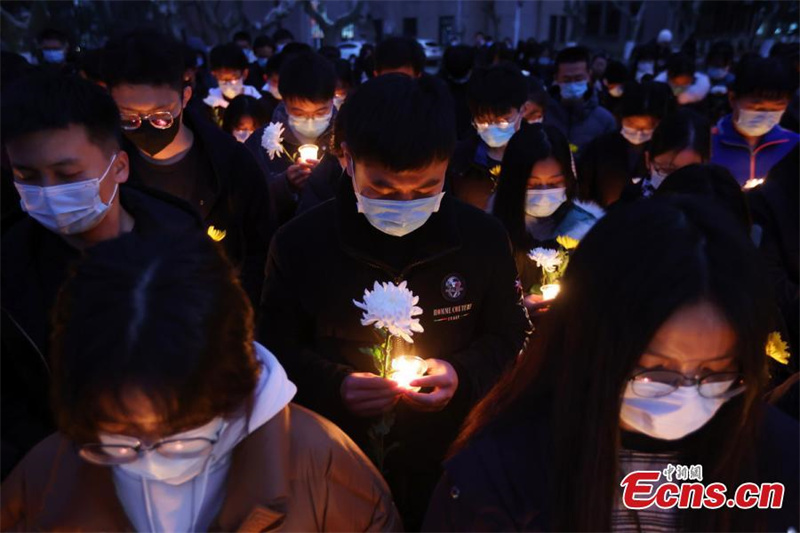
xmin=715 ymin=114 xmax=792 ymax=149
xmin=335 ymin=176 xmax=462 ymax=278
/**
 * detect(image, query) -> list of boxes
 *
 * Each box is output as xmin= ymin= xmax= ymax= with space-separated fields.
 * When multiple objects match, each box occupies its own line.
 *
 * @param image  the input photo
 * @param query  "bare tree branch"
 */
xmin=1 ymin=6 xmax=31 ymax=30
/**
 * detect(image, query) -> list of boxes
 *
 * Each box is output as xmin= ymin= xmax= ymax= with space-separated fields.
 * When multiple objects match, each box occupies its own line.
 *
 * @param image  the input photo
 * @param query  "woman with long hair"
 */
xmin=424 ymin=197 xmax=798 ymax=531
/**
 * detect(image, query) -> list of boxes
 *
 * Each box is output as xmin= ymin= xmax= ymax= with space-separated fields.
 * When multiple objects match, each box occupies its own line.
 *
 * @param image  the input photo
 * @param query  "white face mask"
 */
xmin=233 ymin=129 xmax=253 ymax=143
xmin=620 ymin=382 xmax=734 ymax=440
xmin=525 ymin=187 xmax=567 ymax=218
xmin=219 ymin=78 xmax=244 ymax=99
xmin=42 ymin=48 xmax=66 ymax=64
xmin=288 ymin=111 xmax=332 ymax=140
xmin=349 ymin=160 xmax=444 ymax=237
xmin=333 ymin=94 xmax=346 ymax=110
xmin=649 ymin=167 xmax=669 ymax=190
xmin=621 ymin=126 xmax=654 ymax=146
xmin=15 ymin=154 xmax=118 ymax=235
xmin=734 ymin=108 xmax=783 ymax=137
xmin=637 ymin=61 xmax=655 ymax=76
xmin=102 ymin=417 xmax=225 ymax=486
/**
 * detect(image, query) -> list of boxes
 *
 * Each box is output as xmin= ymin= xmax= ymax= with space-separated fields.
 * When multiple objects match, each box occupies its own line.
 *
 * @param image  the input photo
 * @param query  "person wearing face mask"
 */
xmin=446 ymin=63 xmax=528 ymax=212
xmin=245 ymin=35 xmax=275 ymax=89
xmin=203 ymin=44 xmax=264 ymax=127
xmin=221 ymin=95 xmax=270 ymax=144
xmin=620 ymin=108 xmax=710 ymax=201
xmin=598 ymin=60 xmax=629 ymax=112
xmin=36 ymin=28 xmax=71 ymax=71
xmin=424 ymin=197 xmax=799 ymax=532
xmin=259 ymin=74 xmax=531 ymax=529
xmin=1 ymin=232 xmax=401 ymax=531
xmin=579 ymin=80 xmax=675 ymax=207
xmin=0 ymin=73 xmax=202 ymax=480
xmin=710 ymin=57 xmax=799 ymax=187
xmin=544 ymin=46 xmax=616 ymax=158
xmin=655 ymin=53 xmax=711 ymax=113
xmin=492 ymin=124 xmax=602 ymax=309
xmin=103 ymin=30 xmax=274 ymax=306
xmin=704 ymin=41 xmax=736 ymax=123
xmin=245 ymin=51 xmax=337 ymax=225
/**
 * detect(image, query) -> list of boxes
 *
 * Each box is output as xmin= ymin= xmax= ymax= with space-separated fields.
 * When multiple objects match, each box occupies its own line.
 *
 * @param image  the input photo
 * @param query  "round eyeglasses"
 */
xmin=120 ymin=111 xmax=176 ymax=131
xmin=79 ymin=435 xmax=217 ymax=465
xmin=629 ymin=369 xmax=745 ymax=399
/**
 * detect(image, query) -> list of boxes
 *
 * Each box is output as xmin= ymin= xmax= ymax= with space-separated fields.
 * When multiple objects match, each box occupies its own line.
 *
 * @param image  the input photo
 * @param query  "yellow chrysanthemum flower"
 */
xmin=489 ymin=165 xmax=502 ymax=178
xmin=766 ymin=331 xmax=790 ymax=365
xmin=556 ymin=235 xmax=579 ymax=250
xmin=207 ymin=225 xmax=227 ymax=242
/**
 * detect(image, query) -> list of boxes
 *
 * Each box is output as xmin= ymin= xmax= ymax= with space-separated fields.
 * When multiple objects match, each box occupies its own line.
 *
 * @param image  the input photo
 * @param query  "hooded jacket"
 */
xmin=1 ymin=344 xmax=401 ymax=532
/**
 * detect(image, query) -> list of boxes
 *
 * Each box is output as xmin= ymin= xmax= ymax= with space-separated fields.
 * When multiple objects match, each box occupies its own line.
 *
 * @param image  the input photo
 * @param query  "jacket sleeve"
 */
xmin=449 ymin=231 xmax=532 ymax=400
xmin=268 ymin=169 xmax=299 ymax=226
xmin=232 ymin=143 xmax=275 ymax=307
xmin=258 ymin=230 xmax=354 ymax=421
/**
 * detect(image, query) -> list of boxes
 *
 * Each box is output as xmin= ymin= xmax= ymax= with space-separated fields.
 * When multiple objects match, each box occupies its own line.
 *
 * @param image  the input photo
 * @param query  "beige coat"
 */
xmin=1 ymin=404 xmax=402 ymax=532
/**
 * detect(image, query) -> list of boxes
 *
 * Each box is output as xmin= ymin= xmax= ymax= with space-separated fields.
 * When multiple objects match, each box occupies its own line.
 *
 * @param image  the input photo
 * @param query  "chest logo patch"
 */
xmin=441 ymin=273 xmax=466 ymax=302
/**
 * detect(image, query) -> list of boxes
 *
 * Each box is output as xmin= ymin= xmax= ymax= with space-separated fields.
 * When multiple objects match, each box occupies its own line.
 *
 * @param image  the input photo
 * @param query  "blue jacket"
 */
xmin=711 ymin=114 xmax=799 ymax=186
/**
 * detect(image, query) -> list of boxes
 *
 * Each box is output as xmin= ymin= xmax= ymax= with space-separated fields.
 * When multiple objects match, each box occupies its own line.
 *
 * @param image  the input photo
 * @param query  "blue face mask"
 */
xmin=707 ymin=66 xmax=728 ymax=80
xmin=42 ymin=49 xmax=66 ymax=64
xmin=288 ymin=111 xmax=332 ymax=140
xmin=559 ymin=81 xmax=588 ymax=101
xmin=478 ymin=123 xmax=516 ymax=148
xmin=257 ymin=57 xmax=268 ymax=68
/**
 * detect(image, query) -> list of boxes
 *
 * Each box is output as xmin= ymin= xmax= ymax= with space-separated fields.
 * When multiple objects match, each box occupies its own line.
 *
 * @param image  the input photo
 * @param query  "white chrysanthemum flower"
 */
xmin=261 ymin=122 xmax=286 ymax=160
xmin=353 ymin=281 xmax=424 ymax=343
xmin=528 ymin=247 xmax=563 ymax=273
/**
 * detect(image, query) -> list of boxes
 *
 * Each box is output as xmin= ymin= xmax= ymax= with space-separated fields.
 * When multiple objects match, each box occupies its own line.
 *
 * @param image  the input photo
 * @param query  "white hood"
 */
xmin=111 ymin=342 xmax=295 ymax=533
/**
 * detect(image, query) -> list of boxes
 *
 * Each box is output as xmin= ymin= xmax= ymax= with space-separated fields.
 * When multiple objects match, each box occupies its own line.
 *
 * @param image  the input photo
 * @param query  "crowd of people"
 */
xmin=0 ymin=22 xmax=798 ymax=532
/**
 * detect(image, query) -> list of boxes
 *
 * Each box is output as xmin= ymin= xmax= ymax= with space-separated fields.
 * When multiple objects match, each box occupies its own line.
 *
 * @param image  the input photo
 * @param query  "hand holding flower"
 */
xmin=341 ymin=372 xmax=402 ymax=418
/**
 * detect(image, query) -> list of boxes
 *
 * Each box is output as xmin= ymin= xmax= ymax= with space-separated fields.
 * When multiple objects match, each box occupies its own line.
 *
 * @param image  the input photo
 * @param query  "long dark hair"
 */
xmin=492 ymin=123 xmax=577 ymax=250
xmin=455 ymin=196 xmax=775 ymax=531
xmin=51 ymin=232 xmax=260 ymax=442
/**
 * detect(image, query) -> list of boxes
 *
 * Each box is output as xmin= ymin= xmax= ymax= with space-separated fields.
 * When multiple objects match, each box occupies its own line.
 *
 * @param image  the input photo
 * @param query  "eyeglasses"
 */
xmin=629 ymin=368 xmax=745 ymax=399
xmin=473 ymin=112 xmax=520 ymax=132
xmin=79 ymin=435 xmax=218 ymax=465
xmin=120 ymin=111 xmax=177 ymax=131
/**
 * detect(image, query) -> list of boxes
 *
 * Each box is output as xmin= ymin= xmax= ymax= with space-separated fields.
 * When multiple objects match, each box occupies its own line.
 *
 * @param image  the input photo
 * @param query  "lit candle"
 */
xmin=390 ymin=355 xmax=428 ymax=391
xmin=743 ymin=178 xmax=764 ymax=190
xmin=297 ymin=144 xmax=319 ymax=162
xmin=541 ymin=283 xmax=561 ymax=301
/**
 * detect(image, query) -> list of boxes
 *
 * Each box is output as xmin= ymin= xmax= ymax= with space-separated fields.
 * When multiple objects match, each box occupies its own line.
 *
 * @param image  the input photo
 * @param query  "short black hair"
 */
xmin=649 ymin=108 xmax=710 ymax=160
xmin=375 ymin=37 xmax=426 ymax=75
xmin=466 ymin=63 xmax=527 ymax=119
xmin=617 ymin=81 xmax=675 ymax=120
xmin=319 ymin=45 xmax=342 ymax=61
xmin=707 ymin=41 xmax=734 ymax=66
xmin=344 ymin=73 xmax=456 ymax=171
xmin=2 ymin=72 xmax=121 ymax=151
xmin=222 ymin=95 xmax=270 ymax=134
xmin=51 ymin=231 xmax=260 ymax=443
xmin=280 ymin=42 xmax=313 ymax=57
xmin=442 ymin=45 xmax=475 ymax=80
xmin=273 ymin=28 xmax=295 ymax=43
xmin=77 ymin=48 xmax=105 ymax=84
xmin=254 ymin=35 xmax=274 ymax=50
xmin=278 ymin=52 xmax=336 ymax=103
xmin=232 ymin=30 xmax=252 ymax=44
xmin=603 ymin=60 xmax=628 ymax=84
xmin=656 ymin=163 xmax=751 ymax=231
xmin=210 ymin=43 xmax=249 ymax=71
xmin=103 ymin=30 xmax=185 ymax=92
xmin=555 ymin=46 xmax=590 ymax=71
xmin=333 ymin=58 xmax=354 ymax=89
xmin=38 ymin=27 xmax=68 ymax=45
xmin=665 ymin=53 xmax=696 ymax=78
xmin=731 ymin=56 xmax=795 ymax=101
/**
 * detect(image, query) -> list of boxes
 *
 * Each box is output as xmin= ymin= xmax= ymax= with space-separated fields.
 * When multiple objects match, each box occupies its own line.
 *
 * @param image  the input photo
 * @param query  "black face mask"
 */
xmin=124 ymin=113 xmax=182 ymax=157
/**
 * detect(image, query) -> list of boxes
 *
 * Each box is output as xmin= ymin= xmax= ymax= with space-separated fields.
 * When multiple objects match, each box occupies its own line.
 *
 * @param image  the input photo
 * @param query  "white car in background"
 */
xmin=417 ymin=39 xmax=443 ymax=60
xmin=338 ymin=40 xmax=367 ymax=61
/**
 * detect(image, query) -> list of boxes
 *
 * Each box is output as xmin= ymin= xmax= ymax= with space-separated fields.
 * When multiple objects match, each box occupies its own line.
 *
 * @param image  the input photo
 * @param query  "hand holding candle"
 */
xmin=297 ymin=144 xmax=320 ymax=163
xmin=541 ymin=283 xmax=561 ymax=301
xmin=401 ymin=358 xmax=459 ymax=412
xmin=389 ymin=355 xmax=428 ymax=392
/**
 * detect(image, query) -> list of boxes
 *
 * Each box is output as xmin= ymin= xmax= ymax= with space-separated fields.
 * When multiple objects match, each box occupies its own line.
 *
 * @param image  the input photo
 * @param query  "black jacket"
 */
xmin=259 ymin=179 xmax=531 ymax=527
xmin=578 ymin=131 xmax=649 ymax=208
xmin=295 ymin=153 xmax=344 ymax=216
xmin=125 ymin=107 xmax=273 ymax=305
xmin=445 ymin=134 xmax=501 ymax=212
xmin=244 ymin=102 xmax=335 ymax=226
xmin=423 ymin=403 xmax=799 ymax=532
xmin=0 ymin=186 xmax=201 ymax=479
